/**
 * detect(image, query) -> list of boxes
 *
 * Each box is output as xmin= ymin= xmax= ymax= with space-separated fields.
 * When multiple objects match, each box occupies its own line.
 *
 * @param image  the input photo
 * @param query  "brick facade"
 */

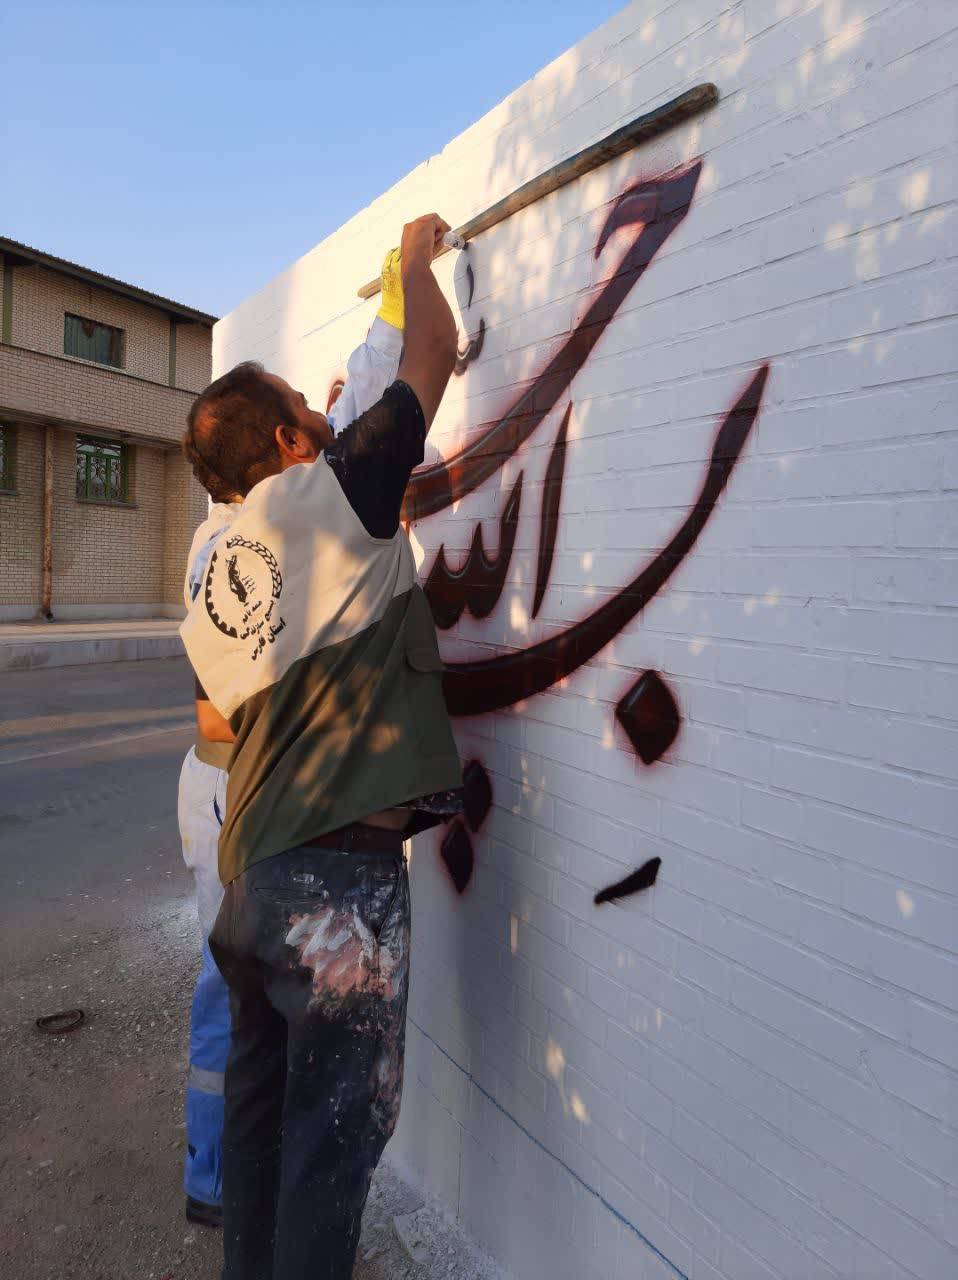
xmin=174 ymin=320 xmax=212 ymax=394
xmin=0 ymin=245 xmax=213 ymax=619
xmin=218 ymin=3 xmax=958 ymax=1279
xmin=11 ymin=264 xmax=171 ymax=383
xmin=161 ymin=447 xmax=207 ymax=606
xmin=0 ymin=421 xmax=44 ymax=607
xmin=51 ymin=430 xmax=168 ymax=606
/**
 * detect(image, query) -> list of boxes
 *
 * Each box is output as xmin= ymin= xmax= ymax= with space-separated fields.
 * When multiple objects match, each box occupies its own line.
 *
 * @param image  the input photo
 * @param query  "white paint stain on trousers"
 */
xmin=286 ymin=904 xmax=401 ymax=1001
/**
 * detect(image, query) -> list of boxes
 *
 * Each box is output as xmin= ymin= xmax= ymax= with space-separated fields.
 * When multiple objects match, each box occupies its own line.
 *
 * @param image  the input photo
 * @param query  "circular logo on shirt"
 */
xmin=204 ymin=535 xmax=286 ymax=659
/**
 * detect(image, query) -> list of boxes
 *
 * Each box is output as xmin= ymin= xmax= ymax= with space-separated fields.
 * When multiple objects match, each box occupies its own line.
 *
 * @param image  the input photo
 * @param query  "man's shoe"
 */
xmin=186 ymin=1196 xmax=223 ymax=1229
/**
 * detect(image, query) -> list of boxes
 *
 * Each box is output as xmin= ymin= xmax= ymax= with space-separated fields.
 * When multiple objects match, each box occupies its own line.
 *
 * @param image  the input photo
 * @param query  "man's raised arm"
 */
xmin=396 ymin=214 xmax=458 ymax=426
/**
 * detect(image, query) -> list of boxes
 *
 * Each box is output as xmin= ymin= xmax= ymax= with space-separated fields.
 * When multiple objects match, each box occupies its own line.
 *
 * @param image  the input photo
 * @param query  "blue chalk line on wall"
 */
xmin=408 ymin=1015 xmax=690 ymax=1280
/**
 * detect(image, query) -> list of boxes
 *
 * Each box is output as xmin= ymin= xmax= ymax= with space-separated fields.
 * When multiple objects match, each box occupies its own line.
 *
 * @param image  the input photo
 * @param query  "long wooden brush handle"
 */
xmin=356 ymin=82 xmax=718 ymax=300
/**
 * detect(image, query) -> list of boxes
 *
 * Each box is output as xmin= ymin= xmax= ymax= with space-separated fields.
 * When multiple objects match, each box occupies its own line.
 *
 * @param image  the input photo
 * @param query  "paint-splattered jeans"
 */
xmin=208 ymin=844 xmax=410 ymax=1280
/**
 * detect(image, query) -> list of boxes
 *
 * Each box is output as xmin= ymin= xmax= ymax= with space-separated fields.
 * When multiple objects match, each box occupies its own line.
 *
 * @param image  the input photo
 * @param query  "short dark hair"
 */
xmin=183 ymin=362 xmax=295 ymax=499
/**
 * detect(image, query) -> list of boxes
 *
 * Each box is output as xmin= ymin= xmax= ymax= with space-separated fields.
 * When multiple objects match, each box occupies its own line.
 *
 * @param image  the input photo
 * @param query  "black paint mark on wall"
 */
xmin=402 ymin=162 xmax=704 ymax=522
xmin=462 ymin=759 xmax=493 ymax=832
xmin=413 ymin=157 xmax=771 ymax=906
xmin=616 ymin=670 xmax=680 ymax=765
xmin=440 ymin=821 xmax=475 ymax=894
xmin=532 ymin=404 xmax=571 ymax=619
xmin=424 ymin=474 xmax=523 ymax=630
xmin=438 ymin=761 xmax=491 ymax=895
xmin=440 ymin=364 xmax=769 ymax=717
xmin=455 ymin=318 xmax=486 ymax=377
xmin=594 ymin=857 xmax=661 ymax=905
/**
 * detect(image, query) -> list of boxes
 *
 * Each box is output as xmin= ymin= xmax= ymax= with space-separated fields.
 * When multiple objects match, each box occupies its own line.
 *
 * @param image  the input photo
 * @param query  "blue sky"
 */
xmin=1 ymin=1 xmax=624 ymax=318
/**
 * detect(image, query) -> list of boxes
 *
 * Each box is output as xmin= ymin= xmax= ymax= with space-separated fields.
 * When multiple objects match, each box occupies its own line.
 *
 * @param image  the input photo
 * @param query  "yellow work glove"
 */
xmin=377 ymin=247 xmax=404 ymax=331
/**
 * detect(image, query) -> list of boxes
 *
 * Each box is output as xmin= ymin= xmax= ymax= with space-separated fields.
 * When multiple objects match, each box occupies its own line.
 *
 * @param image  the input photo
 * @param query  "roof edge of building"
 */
xmin=0 ymin=236 xmax=218 ymax=327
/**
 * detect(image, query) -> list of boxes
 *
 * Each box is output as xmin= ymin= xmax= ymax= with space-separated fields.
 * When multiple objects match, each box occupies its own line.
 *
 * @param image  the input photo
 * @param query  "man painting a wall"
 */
xmin=175 ymin=236 xmax=428 ymax=1234
xmin=180 ymin=213 xmax=463 ymax=1280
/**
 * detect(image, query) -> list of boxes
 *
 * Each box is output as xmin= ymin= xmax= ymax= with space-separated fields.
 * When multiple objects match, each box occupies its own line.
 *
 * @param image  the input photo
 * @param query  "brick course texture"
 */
xmin=51 ymin=430 xmax=166 ymax=605
xmin=0 ymin=422 xmax=44 ymax=606
xmin=174 ymin=320 xmax=212 ymax=394
xmin=0 ymin=254 xmax=210 ymax=616
xmin=214 ymin=4 xmax=958 ymax=1278
xmin=11 ymin=264 xmax=171 ymax=383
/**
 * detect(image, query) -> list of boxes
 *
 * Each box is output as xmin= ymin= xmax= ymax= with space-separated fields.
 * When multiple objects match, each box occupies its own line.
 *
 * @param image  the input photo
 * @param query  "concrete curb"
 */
xmin=0 ymin=633 xmax=185 ymax=672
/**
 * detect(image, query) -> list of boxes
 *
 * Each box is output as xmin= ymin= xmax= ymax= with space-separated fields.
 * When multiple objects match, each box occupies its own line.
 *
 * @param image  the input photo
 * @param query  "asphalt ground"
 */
xmin=0 ymin=657 xmax=503 ymax=1280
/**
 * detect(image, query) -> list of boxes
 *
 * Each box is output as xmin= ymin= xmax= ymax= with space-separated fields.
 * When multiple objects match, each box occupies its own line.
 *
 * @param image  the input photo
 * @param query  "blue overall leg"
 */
xmin=184 ymin=938 xmax=231 ymax=1205
xmin=178 ymin=748 xmax=230 ymax=1209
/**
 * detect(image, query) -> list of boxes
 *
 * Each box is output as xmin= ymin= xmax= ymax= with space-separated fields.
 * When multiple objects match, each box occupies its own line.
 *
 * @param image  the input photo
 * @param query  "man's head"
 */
xmin=183 ymin=362 xmax=334 ymax=499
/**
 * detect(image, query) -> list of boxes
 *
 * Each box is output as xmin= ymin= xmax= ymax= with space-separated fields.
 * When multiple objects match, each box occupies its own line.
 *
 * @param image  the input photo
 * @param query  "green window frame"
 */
xmin=64 ymin=312 xmax=124 ymax=369
xmin=75 ymin=435 xmax=130 ymax=504
xmin=0 ymin=423 xmax=15 ymax=493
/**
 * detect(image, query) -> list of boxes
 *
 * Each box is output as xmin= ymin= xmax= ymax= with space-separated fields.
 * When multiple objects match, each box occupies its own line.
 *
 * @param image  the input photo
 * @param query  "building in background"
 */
xmin=0 ymin=237 xmax=215 ymax=620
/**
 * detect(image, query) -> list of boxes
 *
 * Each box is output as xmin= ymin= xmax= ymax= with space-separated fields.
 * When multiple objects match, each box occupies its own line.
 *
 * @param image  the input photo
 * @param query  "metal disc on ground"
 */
xmin=35 ymin=1008 xmax=85 ymax=1034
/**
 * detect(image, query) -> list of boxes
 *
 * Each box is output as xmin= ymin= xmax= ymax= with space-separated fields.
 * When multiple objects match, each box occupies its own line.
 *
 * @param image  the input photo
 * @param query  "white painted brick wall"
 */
xmin=215 ymin=2 xmax=958 ymax=1276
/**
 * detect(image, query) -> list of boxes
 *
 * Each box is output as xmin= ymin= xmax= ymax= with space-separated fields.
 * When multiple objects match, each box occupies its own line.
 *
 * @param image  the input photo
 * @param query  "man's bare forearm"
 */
xmin=196 ymin=698 xmax=234 ymax=743
xmin=397 ymin=216 xmax=458 ymax=426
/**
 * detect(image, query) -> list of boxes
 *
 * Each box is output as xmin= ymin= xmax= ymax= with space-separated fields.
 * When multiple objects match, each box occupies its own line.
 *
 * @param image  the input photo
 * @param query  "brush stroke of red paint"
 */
xmin=402 ymin=161 xmax=703 ymax=522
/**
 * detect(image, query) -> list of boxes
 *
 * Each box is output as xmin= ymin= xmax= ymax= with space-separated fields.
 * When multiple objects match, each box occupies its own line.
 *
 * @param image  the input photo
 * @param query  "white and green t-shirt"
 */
xmin=181 ymin=380 xmax=462 ymax=883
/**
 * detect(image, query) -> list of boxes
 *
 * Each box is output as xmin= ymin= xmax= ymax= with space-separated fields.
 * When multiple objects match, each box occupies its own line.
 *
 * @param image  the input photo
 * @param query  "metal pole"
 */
xmin=39 ymin=424 xmax=54 ymax=620
xmin=357 ymin=83 xmax=719 ymax=299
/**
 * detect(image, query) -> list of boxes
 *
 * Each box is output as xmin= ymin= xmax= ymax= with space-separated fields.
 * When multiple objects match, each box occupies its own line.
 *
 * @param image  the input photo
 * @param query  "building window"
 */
xmin=0 ymin=423 xmax=15 ymax=493
xmin=64 ymin=313 xmax=124 ymax=369
xmin=76 ymin=435 xmax=130 ymax=504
